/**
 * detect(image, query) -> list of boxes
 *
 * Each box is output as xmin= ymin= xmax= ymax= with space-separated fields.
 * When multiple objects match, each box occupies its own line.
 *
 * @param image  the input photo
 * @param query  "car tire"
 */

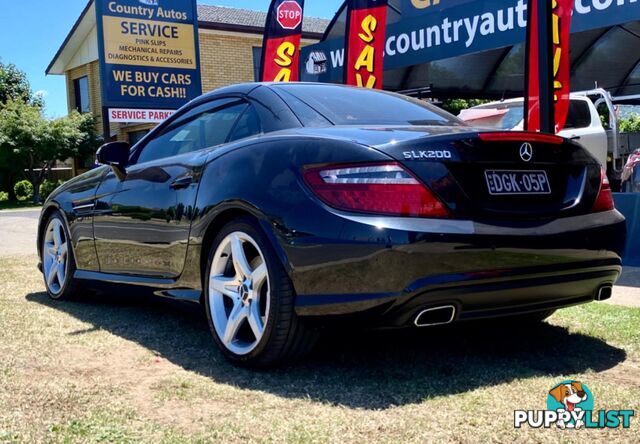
xmin=41 ymin=211 xmax=84 ymax=300
xmin=204 ymin=217 xmax=317 ymax=368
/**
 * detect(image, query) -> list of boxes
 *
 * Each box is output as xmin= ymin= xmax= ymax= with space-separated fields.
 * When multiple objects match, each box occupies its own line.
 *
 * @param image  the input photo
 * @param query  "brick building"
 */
xmin=47 ymin=2 xmax=328 ymax=173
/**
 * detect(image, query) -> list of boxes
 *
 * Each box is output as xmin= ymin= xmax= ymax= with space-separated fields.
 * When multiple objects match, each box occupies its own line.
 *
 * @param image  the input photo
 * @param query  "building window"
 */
xmin=128 ymin=130 xmax=150 ymax=146
xmin=73 ymin=76 xmax=90 ymax=113
xmin=252 ymin=47 xmax=262 ymax=82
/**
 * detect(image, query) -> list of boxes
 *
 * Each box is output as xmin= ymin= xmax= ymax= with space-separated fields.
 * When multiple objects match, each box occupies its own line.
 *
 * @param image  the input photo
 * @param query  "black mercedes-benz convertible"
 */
xmin=38 ymin=83 xmax=626 ymax=367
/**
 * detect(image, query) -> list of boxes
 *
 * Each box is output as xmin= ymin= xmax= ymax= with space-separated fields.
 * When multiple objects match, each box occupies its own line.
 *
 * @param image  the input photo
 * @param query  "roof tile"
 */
xmin=197 ymin=4 xmax=329 ymax=35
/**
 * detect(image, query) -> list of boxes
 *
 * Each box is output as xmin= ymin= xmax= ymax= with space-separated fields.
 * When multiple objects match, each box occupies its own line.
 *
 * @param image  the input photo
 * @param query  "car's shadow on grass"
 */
xmin=27 ymin=291 xmax=626 ymax=410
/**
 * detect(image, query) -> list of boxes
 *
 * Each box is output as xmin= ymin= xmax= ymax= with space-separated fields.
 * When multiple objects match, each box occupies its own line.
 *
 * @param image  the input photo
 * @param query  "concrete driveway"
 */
xmin=0 ymin=209 xmax=39 ymax=258
xmin=614 ymin=267 xmax=640 ymax=307
xmin=1 ymin=208 xmax=637 ymax=307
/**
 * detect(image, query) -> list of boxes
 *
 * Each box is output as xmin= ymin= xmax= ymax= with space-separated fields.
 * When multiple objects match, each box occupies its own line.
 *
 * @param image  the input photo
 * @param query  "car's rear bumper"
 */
xmin=296 ymin=259 xmax=620 ymax=325
xmin=290 ymin=210 xmax=626 ymax=326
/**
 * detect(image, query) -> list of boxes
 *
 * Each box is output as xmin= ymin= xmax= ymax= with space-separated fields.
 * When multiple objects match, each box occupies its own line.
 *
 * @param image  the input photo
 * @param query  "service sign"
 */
xmin=96 ymin=0 xmax=202 ymax=114
xmin=108 ymin=108 xmax=176 ymax=123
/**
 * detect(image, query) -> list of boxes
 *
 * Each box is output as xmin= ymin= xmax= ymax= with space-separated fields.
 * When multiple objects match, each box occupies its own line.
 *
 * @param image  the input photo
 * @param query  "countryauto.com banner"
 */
xmin=301 ymin=0 xmax=640 ymax=82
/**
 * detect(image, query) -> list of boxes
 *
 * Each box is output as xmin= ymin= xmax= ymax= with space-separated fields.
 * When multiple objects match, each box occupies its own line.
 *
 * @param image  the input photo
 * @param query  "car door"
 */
xmin=93 ymin=98 xmax=251 ymax=278
xmin=558 ymin=99 xmax=608 ymax=166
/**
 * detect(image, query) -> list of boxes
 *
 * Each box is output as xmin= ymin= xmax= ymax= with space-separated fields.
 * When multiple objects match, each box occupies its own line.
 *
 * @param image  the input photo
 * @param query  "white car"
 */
xmin=460 ymin=96 xmax=608 ymax=167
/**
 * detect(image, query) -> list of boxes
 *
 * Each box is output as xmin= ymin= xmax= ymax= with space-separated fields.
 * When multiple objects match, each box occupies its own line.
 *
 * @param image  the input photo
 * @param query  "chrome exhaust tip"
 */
xmin=596 ymin=285 xmax=613 ymax=301
xmin=414 ymin=305 xmax=456 ymax=327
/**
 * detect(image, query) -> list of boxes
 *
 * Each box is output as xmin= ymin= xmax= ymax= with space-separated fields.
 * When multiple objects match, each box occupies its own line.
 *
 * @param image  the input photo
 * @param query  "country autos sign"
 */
xmin=95 ymin=0 xmax=202 ymax=117
xmin=301 ymin=0 xmax=640 ymax=83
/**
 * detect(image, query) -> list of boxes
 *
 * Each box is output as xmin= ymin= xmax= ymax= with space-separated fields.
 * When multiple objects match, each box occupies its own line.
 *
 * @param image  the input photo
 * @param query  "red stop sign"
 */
xmin=277 ymin=1 xmax=303 ymax=30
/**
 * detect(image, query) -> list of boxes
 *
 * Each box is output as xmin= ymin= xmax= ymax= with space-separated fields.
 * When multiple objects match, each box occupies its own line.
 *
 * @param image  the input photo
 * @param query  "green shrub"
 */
xmin=13 ymin=180 xmax=33 ymax=201
xmin=619 ymin=114 xmax=640 ymax=133
xmin=0 ymin=191 xmax=8 ymax=202
xmin=39 ymin=180 xmax=64 ymax=201
xmin=440 ymin=98 xmax=490 ymax=116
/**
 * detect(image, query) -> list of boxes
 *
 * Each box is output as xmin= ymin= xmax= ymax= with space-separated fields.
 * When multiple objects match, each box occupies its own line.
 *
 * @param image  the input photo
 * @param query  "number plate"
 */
xmin=484 ymin=170 xmax=551 ymax=195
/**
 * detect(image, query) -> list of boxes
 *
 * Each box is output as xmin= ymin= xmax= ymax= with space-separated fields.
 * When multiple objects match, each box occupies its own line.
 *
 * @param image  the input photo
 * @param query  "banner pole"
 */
xmin=537 ymin=0 xmax=555 ymax=134
xmin=102 ymin=106 xmax=110 ymax=142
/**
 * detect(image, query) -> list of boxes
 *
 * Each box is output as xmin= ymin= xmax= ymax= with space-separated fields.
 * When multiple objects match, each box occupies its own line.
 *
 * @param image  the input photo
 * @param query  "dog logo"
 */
xmin=520 ymin=143 xmax=533 ymax=162
xmin=547 ymin=381 xmax=591 ymax=429
xmin=514 ymin=380 xmax=635 ymax=429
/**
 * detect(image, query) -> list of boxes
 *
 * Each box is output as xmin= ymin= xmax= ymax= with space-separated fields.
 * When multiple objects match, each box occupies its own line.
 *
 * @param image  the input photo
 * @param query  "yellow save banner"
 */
xmin=102 ymin=15 xmax=197 ymax=70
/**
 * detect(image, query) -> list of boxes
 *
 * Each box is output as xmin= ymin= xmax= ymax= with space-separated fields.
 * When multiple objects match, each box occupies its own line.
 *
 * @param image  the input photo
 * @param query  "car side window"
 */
xmin=564 ymin=100 xmax=592 ymax=130
xmin=228 ymin=104 xmax=262 ymax=142
xmin=134 ymin=99 xmax=248 ymax=165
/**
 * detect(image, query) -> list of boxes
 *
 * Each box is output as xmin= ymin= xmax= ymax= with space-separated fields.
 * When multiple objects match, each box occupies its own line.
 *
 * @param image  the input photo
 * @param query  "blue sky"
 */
xmin=0 ymin=1 xmax=343 ymax=118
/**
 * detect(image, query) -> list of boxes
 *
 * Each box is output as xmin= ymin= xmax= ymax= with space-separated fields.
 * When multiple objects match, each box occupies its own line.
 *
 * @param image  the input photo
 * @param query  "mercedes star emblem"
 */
xmin=520 ymin=142 xmax=533 ymax=162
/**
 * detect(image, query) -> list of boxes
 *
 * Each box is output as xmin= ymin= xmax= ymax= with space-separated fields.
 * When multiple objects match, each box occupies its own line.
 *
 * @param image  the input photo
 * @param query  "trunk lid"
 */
xmin=278 ymin=125 xmax=603 ymax=219
xmin=371 ymin=128 xmax=602 ymax=220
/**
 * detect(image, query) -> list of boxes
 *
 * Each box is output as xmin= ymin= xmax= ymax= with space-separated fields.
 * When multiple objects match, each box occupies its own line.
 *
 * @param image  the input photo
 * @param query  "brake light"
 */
xmin=478 ymin=132 xmax=564 ymax=145
xmin=303 ymin=162 xmax=450 ymax=218
xmin=592 ymin=168 xmax=615 ymax=213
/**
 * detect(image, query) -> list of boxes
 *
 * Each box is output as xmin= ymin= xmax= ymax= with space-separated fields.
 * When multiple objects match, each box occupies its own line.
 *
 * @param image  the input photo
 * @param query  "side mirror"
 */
xmin=97 ymin=142 xmax=130 ymax=180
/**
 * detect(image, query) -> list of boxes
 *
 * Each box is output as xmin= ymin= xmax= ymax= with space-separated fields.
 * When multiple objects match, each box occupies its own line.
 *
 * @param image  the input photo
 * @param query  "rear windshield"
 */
xmin=473 ymin=102 xmax=525 ymax=130
xmin=274 ymin=84 xmax=463 ymax=127
xmin=472 ymin=99 xmax=593 ymax=130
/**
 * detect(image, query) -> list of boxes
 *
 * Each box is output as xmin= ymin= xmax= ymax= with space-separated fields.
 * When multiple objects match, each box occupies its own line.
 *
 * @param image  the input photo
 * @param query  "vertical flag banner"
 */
xmin=525 ymin=0 xmax=573 ymax=133
xmin=551 ymin=0 xmax=573 ymax=133
xmin=261 ymin=0 xmax=305 ymax=82
xmin=524 ymin=0 xmax=541 ymax=132
xmin=344 ymin=0 xmax=388 ymax=89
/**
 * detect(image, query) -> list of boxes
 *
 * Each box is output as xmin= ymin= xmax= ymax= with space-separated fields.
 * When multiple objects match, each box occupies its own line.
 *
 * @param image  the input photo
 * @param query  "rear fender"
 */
xmin=189 ymin=136 xmax=395 ymax=283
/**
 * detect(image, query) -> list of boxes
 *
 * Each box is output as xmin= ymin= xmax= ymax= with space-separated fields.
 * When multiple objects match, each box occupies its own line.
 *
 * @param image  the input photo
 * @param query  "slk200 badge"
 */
xmin=403 ymin=150 xmax=453 ymax=160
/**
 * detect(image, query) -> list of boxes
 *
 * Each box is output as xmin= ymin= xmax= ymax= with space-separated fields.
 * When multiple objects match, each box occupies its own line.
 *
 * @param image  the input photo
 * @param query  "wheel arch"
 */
xmin=198 ymin=204 xmax=293 ymax=302
xmin=37 ymin=202 xmax=67 ymax=260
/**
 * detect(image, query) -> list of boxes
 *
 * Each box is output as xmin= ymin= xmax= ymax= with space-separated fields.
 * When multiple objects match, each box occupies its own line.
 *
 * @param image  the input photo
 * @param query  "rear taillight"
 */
xmin=478 ymin=131 xmax=564 ymax=145
xmin=592 ymin=168 xmax=615 ymax=213
xmin=303 ymin=162 xmax=450 ymax=218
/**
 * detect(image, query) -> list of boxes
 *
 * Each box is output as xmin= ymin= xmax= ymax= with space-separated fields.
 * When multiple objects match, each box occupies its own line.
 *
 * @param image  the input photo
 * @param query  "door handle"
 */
xmin=170 ymin=176 xmax=193 ymax=190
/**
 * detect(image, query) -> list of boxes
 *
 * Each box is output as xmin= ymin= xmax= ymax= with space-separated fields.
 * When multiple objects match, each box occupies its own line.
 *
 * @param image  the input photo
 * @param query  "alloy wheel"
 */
xmin=208 ymin=231 xmax=271 ymax=355
xmin=43 ymin=218 xmax=68 ymax=295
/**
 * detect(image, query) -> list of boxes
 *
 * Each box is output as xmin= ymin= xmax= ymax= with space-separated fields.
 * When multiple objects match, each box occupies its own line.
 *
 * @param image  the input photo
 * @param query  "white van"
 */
xmin=460 ymin=96 xmax=608 ymax=167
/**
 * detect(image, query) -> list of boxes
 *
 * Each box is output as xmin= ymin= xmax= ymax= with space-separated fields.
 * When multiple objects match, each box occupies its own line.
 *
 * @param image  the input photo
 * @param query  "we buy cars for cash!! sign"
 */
xmin=96 ymin=0 xmax=202 ymax=123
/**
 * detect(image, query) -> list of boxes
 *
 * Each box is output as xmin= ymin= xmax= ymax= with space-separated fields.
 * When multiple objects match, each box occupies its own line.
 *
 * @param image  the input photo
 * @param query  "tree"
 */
xmin=0 ymin=61 xmax=43 ymax=200
xmin=0 ymin=61 xmax=43 ymax=107
xmin=0 ymin=100 xmax=100 ymax=203
xmin=440 ymin=98 xmax=490 ymax=116
xmin=620 ymin=114 xmax=640 ymax=133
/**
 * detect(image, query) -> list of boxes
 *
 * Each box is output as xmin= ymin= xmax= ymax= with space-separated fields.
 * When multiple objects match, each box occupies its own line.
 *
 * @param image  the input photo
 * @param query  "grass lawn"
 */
xmin=0 ymin=255 xmax=638 ymax=443
xmin=0 ymin=200 xmax=41 ymax=211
